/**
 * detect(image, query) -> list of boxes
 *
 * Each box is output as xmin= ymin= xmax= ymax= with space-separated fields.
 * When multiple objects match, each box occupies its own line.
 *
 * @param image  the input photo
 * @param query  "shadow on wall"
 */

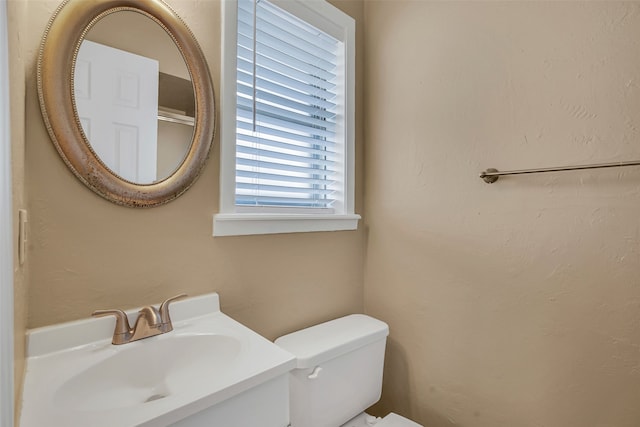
xmin=370 ymin=338 xmax=459 ymax=427
xmin=369 ymin=337 xmax=411 ymax=417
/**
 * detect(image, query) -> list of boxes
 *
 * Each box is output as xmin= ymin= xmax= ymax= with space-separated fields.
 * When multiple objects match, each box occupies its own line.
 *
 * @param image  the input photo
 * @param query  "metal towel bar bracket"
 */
xmin=479 ymin=160 xmax=640 ymax=184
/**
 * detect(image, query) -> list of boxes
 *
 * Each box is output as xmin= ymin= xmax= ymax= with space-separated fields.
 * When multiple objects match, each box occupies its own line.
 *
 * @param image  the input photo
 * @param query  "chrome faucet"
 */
xmin=92 ymin=294 xmax=187 ymax=345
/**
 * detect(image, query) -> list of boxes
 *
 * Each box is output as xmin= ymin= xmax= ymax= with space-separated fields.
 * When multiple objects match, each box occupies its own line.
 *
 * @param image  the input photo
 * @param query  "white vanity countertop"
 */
xmin=19 ymin=293 xmax=296 ymax=427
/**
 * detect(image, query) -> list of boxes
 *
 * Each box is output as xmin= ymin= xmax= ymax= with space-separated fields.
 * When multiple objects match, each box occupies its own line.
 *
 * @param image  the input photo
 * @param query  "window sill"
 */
xmin=213 ymin=213 xmax=361 ymax=236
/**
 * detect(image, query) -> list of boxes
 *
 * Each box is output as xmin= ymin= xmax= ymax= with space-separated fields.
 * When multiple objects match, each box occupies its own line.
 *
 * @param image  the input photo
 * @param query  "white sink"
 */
xmin=20 ymin=293 xmax=295 ymax=427
xmin=54 ymin=333 xmax=241 ymax=411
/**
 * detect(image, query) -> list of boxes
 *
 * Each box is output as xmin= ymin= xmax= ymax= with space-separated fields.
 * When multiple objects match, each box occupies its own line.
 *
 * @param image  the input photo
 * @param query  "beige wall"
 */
xmin=7 ymin=0 xmax=29 ymax=423
xmin=21 ymin=0 xmax=364 ymax=342
xmin=364 ymin=2 xmax=640 ymax=426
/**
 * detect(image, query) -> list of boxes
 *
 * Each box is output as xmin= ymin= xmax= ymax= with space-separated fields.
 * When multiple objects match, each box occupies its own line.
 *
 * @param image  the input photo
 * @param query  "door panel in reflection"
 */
xmin=75 ymin=40 xmax=159 ymax=183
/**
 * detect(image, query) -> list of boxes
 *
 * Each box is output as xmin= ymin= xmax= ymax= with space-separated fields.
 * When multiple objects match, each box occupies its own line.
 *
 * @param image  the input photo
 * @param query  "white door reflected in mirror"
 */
xmin=72 ymin=10 xmax=196 ymax=186
xmin=75 ymin=40 xmax=159 ymax=184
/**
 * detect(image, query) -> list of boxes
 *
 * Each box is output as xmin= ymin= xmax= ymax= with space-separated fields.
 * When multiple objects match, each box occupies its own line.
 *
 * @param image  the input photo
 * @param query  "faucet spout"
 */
xmin=130 ymin=306 xmax=163 ymax=341
xmin=137 ymin=306 xmax=162 ymax=326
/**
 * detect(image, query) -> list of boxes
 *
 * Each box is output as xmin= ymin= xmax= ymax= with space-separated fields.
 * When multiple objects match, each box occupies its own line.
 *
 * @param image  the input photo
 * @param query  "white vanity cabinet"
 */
xmin=170 ymin=376 xmax=289 ymax=427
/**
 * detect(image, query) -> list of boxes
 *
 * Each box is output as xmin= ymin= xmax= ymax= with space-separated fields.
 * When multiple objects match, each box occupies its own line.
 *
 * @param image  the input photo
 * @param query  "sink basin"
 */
xmin=54 ymin=334 xmax=241 ymax=411
xmin=20 ymin=293 xmax=296 ymax=427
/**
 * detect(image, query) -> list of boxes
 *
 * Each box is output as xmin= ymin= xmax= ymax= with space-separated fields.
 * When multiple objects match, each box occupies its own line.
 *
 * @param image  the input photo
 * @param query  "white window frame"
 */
xmin=214 ymin=0 xmax=359 ymax=236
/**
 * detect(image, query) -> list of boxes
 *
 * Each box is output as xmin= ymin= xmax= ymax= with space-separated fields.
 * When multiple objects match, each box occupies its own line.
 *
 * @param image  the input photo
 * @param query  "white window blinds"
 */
xmin=235 ymin=0 xmax=342 ymax=209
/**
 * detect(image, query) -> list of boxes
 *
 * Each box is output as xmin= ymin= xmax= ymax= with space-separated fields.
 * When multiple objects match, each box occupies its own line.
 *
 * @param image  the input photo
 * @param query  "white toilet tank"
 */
xmin=275 ymin=314 xmax=389 ymax=427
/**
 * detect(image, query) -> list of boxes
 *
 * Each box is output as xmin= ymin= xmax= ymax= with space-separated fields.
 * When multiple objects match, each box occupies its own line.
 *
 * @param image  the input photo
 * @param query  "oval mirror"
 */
xmin=37 ymin=0 xmax=215 ymax=207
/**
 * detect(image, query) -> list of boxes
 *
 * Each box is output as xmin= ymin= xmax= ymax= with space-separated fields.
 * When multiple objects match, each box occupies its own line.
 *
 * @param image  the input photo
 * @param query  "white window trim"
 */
xmin=214 ymin=0 xmax=359 ymax=237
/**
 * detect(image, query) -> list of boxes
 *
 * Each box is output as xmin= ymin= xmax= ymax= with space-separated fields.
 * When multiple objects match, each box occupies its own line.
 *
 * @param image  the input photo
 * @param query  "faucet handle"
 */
xmin=159 ymin=293 xmax=187 ymax=327
xmin=92 ymin=309 xmax=132 ymax=335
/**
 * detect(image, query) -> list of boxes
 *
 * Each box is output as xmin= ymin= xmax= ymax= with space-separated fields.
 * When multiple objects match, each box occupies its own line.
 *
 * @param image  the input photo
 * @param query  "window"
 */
xmin=214 ymin=0 xmax=359 ymax=236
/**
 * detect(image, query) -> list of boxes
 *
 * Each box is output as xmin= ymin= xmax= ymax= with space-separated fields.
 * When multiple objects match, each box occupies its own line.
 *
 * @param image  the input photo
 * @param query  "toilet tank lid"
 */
xmin=275 ymin=314 xmax=389 ymax=369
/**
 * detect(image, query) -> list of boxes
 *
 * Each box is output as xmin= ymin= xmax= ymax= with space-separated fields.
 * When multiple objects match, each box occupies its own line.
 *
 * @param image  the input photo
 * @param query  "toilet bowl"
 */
xmin=374 ymin=413 xmax=423 ymax=427
xmin=275 ymin=314 xmax=422 ymax=427
xmin=341 ymin=412 xmax=422 ymax=427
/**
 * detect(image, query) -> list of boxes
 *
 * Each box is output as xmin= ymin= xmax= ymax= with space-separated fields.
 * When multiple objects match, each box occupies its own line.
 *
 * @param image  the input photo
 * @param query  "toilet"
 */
xmin=275 ymin=314 xmax=422 ymax=427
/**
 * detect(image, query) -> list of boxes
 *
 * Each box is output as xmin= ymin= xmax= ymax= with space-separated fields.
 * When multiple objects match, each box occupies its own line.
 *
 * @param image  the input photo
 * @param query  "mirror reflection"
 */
xmin=74 ymin=11 xmax=195 ymax=184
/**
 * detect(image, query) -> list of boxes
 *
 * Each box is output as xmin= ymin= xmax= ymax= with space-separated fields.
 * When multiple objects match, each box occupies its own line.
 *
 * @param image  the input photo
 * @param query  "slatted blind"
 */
xmin=235 ymin=0 xmax=342 ymax=209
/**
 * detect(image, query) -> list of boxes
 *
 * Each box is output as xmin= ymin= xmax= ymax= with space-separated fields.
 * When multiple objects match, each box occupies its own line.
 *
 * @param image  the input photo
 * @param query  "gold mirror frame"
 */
xmin=37 ymin=0 xmax=215 ymax=207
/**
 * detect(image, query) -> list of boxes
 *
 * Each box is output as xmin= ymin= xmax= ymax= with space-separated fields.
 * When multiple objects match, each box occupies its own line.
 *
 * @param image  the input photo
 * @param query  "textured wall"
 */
xmin=363 ymin=2 xmax=640 ymax=426
xmin=22 ymin=0 xmax=364 ymax=342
